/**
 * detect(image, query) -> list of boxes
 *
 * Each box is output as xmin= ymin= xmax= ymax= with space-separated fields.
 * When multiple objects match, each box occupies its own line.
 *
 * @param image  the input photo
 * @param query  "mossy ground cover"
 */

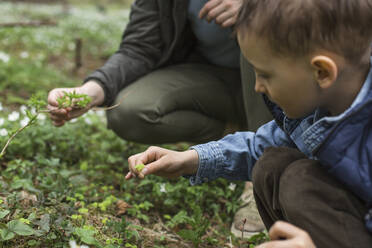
xmin=0 ymin=1 xmax=267 ymax=247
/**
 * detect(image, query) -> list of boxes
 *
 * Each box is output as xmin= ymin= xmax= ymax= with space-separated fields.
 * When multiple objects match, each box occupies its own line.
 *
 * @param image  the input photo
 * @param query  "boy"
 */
xmin=126 ymin=0 xmax=372 ymax=246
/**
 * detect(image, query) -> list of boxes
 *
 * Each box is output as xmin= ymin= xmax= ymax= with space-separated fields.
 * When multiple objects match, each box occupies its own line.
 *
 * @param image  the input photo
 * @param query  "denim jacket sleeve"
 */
xmin=189 ymin=120 xmax=295 ymax=185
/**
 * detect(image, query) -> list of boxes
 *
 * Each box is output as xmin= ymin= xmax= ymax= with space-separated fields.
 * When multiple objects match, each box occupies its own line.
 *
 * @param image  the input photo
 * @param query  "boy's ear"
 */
xmin=311 ymin=56 xmax=338 ymax=89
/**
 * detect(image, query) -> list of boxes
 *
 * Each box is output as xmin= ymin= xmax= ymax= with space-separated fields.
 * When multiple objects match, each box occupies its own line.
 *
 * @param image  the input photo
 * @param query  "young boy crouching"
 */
xmin=126 ymin=0 xmax=372 ymax=246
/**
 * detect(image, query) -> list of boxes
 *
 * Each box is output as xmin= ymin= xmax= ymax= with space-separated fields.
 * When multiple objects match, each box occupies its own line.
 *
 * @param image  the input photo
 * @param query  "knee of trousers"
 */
xmin=252 ymin=147 xmax=306 ymax=193
xmin=278 ymin=159 xmax=321 ymax=217
xmin=106 ymin=101 xmax=160 ymax=143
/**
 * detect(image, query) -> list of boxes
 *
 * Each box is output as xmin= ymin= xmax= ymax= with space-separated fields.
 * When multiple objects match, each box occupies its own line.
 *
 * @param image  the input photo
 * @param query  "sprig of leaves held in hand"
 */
xmin=56 ymin=91 xmax=91 ymax=109
xmin=0 ymin=91 xmax=91 ymax=159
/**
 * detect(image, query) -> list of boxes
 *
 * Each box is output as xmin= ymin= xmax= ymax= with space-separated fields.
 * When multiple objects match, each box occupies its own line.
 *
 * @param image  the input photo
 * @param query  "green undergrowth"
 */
xmin=0 ymin=1 xmax=129 ymax=102
xmin=0 ymin=1 xmax=268 ymax=247
xmin=0 ymin=108 xmax=265 ymax=247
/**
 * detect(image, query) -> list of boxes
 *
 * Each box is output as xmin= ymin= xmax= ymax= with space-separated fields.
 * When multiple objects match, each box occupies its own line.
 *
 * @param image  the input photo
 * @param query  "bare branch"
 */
xmin=0 ymin=20 xmax=57 ymax=28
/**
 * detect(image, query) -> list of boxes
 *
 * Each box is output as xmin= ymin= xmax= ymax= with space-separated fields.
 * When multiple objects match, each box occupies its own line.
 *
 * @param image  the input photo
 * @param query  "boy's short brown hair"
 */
xmin=236 ymin=0 xmax=372 ymax=64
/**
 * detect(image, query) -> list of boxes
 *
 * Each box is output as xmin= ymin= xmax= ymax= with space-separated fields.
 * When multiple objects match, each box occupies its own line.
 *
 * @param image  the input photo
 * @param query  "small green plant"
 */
xmin=74 ymin=226 xmax=101 ymax=247
xmin=57 ymin=91 xmax=91 ymax=109
xmin=177 ymin=207 xmax=210 ymax=248
xmin=127 ymin=201 xmax=153 ymax=223
xmin=0 ymin=92 xmax=91 ymax=159
xmin=134 ymin=163 xmax=145 ymax=173
xmin=0 ymin=94 xmax=45 ymax=159
xmin=107 ymin=217 xmax=142 ymax=243
xmin=0 ymin=219 xmax=35 ymax=241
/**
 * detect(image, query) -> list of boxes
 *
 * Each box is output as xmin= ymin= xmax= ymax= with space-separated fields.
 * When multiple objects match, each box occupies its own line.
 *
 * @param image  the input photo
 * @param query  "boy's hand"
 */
xmin=47 ymin=81 xmax=104 ymax=126
xmin=256 ymin=221 xmax=316 ymax=248
xmin=199 ymin=0 xmax=243 ymax=27
xmin=126 ymin=146 xmax=199 ymax=180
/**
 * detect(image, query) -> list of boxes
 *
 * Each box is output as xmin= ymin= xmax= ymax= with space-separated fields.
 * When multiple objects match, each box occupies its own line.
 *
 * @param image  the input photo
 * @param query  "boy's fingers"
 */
xmin=128 ymin=152 xmax=143 ymax=167
xmin=256 ymin=240 xmax=290 ymax=248
xmin=269 ymin=221 xmax=301 ymax=240
xmin=140 ymin=158 xmax=167 ymax=177
xmin=128 ymin=152 xmax=148 ymax=176
xmin=125 ymin=172 xmax=136 ymax=180
xmin=127 ymin=146 xmax=171 ymax=179
xmin=125 ymin=172 xmax=131 ymax=180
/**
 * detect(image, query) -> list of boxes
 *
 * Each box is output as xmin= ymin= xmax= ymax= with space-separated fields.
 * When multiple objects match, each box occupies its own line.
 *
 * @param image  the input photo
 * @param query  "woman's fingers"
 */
xmin=52 ymin=120 xmax=65 ymax=127
xmin=47 ymin=87 xmax=91 ymax=125
xmin=221 ymin=16 xmax=237 ymax=27
xmin=215 ymin=10 xmax=235 ymax=25
xmin=199 ymin=0 xmax=242 ymax=27
xmin=205 ymin=4 xmax=226 ymax=22
xmin=47 ymin=90 xmax=61 ymax=107
xmin=199 ymin=0 xmax=222 ymax=19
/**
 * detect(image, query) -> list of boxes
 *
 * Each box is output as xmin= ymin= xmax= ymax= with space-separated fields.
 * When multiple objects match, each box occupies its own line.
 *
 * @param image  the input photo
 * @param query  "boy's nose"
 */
xmin=254 ymin=80 xmax=267 ymax=94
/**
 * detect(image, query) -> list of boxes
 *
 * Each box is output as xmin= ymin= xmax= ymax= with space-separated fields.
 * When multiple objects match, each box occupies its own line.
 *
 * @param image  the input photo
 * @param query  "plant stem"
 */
xmin=0 ymin=117 xmax=36 ymax=158
xmin=242 ymin=218 xmax=247 ymax=240
xmin=92 ymin=90 xmax=129 ymax=111
xmin=38 ymin=109 xmax=52 ymax=113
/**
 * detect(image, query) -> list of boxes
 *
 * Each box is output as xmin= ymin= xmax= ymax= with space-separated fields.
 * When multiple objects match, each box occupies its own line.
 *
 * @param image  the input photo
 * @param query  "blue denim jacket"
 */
xmin=191 ymin=57 xmax=372 ymax=233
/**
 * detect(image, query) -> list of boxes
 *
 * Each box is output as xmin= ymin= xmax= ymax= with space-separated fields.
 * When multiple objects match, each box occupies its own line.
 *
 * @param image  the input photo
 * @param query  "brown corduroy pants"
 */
xmin=252 ymin=147 xmax=372 ymax=248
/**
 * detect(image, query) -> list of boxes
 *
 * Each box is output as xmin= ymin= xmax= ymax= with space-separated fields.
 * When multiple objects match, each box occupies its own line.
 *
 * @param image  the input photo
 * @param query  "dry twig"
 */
xmin=0 ymin=20 xmax=57 ymax=28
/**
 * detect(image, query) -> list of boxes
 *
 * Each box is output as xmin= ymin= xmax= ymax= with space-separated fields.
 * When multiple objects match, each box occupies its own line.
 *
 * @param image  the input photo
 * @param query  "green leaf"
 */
xmin=1 ymin=228 xmax=15 ymax=240
xmin=27 ymin=212 xmax=37 ymax=222
xmin=75 ymin=227 xmax=99 ymax=245
xmin=135 ymin=163 xmax=145 ymax=172
xmin=78 ymin=208 xmax=89 ymax=214
xmin=81 ymin=235 xmax=99 ymax=245
xmin=7 ymin=220 xmax=35 ymax=236
xmin=0 ymin=210 xmax=10 ymax=219
xmin=178 ymin=229 xmax=197 ymax=241
xmin=39 ymin=214 xmax=50 ymax=233
xmin=10 ymin=179 xmax=40 ymax=193
xmin=26 ymin=109 xmax=35 ymax=119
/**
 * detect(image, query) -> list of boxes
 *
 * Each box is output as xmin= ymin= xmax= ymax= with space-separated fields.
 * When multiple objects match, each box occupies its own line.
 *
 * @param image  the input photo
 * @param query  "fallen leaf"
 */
xmin=116 ymin=200 xmax=130 ymax=215
xmin=19 ymin=191 xmax=37 ymax=207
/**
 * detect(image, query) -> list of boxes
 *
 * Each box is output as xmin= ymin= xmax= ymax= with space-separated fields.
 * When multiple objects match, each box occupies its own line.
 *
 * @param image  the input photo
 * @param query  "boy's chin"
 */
xmin=282 ymin=110 xmax=306 ymax=119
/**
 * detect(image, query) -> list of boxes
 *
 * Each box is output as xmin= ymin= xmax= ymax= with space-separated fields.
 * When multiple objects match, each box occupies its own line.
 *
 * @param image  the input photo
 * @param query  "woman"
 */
xmin=48 ymin=0 xmax=272 ymax=236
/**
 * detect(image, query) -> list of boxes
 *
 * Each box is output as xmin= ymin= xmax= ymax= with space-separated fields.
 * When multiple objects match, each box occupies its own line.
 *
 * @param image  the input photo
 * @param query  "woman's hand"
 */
xmin=256 ymin=221 xmax=316 ymax=248
xmin=199 ymin=0 xmax=243 ymax=27
xmin=47 ymin=81 xmax=104 ymax=126
xmin=126 ymin=146 xmax=199 ymax=180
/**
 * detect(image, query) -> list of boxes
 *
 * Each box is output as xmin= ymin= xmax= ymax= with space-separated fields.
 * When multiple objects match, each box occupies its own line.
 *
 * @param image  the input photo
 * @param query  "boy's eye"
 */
xmin=257 ymin=73 xmax=270 ymax=79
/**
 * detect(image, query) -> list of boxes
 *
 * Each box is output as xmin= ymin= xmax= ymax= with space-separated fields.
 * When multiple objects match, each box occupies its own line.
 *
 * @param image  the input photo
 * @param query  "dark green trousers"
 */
xmin=252 ymin=147 xmax=372 ymax=248
xmin=106 ymin=56 xmax=272 ymax=144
